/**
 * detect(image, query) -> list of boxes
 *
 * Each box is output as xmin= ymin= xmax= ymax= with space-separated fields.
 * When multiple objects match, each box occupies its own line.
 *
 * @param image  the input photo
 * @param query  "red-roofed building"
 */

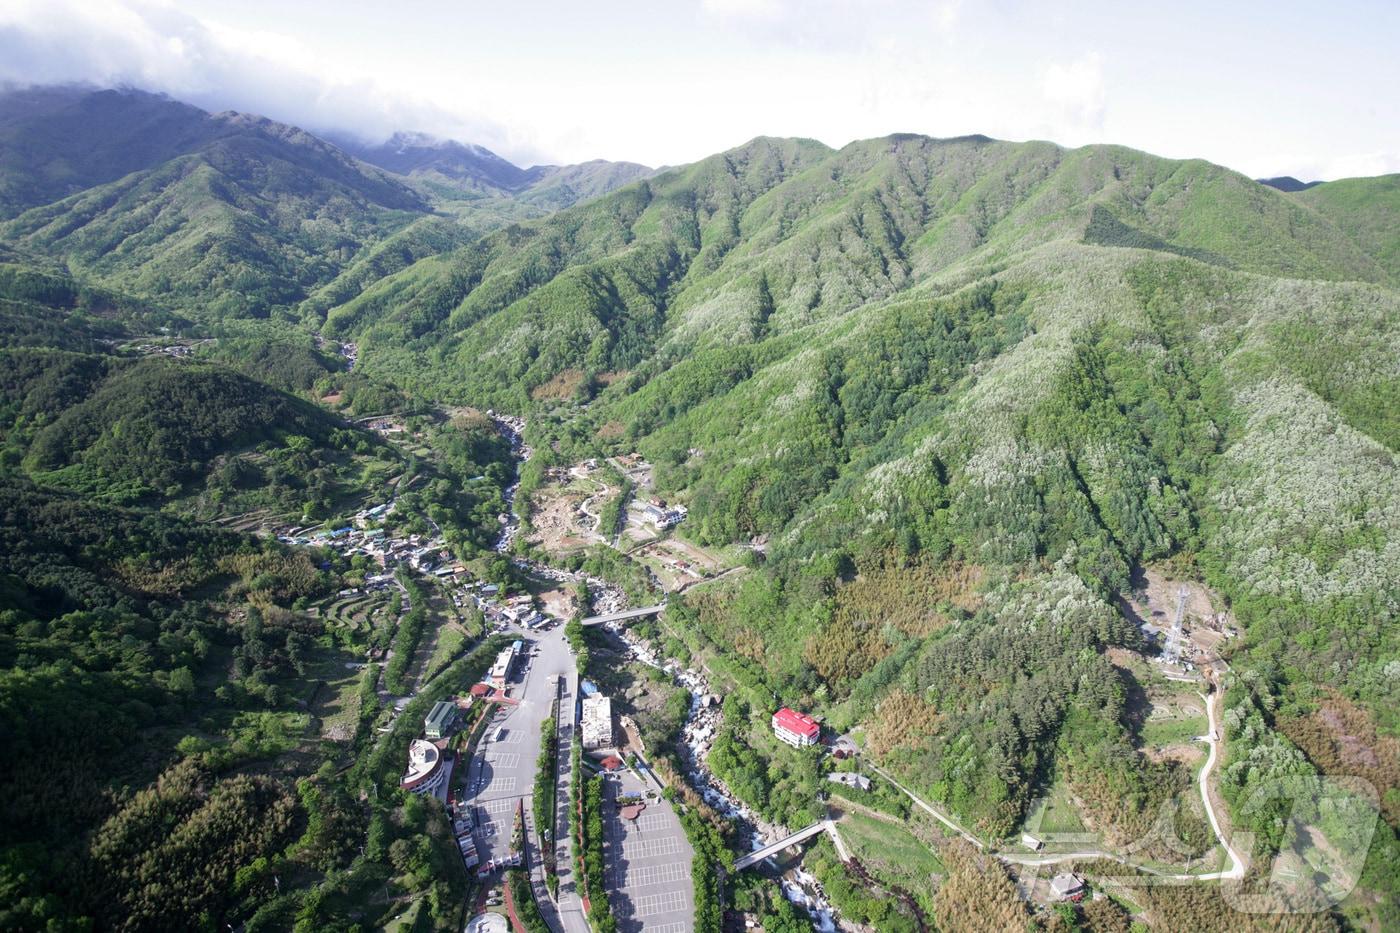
xmin=469 ymin=682 xmax=490 ymax=698
xmin=772 ymin=707 xmax=820 ymax=747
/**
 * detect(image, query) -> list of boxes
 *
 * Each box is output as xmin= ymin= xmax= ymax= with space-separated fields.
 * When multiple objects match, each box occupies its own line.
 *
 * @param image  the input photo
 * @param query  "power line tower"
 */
xmin=1165 ymin=585 xmax=1189 ymax=666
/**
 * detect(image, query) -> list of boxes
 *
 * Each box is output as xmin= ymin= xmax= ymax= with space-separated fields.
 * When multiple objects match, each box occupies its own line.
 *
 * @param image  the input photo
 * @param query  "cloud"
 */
xmin=930 ymin=0 xmax=962 ymax=35
xmin=700 ymin=0 xmax=788 ymax=20
xmin=1041 ymin=52 xmax=1106 ymax=135
xmin=1309 ymin=151 xmax=1400 ymax=182
xmin=0 ymin=0 xmax=547 ymax=163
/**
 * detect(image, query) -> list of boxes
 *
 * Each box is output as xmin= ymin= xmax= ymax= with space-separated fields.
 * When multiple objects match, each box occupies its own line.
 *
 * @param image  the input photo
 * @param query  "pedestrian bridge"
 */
xmin=579 ymin=604 xmax=667 ymax=627
xmin=733 ymin=820 xmax=844 ymax=870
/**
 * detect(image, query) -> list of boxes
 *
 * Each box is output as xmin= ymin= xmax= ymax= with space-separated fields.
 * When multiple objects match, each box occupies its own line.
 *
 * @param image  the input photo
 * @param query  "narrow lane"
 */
xmin=870 ymin=686 xmax=1246 ymax=882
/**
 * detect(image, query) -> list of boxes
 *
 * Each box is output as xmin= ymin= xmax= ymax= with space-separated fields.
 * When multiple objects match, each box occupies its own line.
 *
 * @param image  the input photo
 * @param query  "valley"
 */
xmin=0 ymin=82 xmax=1396 ymax=933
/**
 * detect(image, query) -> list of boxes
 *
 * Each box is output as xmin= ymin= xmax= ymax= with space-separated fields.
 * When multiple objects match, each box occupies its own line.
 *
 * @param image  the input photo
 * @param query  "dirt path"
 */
xmin=871 ymin=701 xmax=1247 ymax=882
xmin=676 ymin=564 xmax=747 ymax=593
xmin=1196 ymin=686 xmax=1246 ymax=880
xmin=403 ymin=591 xmax=451 ymax=694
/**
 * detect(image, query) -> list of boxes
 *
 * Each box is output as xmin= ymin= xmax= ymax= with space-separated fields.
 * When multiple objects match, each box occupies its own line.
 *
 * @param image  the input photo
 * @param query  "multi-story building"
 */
xmin=771 ymin=707 xmax=820 ymax=747
xmin=581 ymin=695 xmax=613 ymax=750
xmin=400 ymin=739 xmax=449 ymax=796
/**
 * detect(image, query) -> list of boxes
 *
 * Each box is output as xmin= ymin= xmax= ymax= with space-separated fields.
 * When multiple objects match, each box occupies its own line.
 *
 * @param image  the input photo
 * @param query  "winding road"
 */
xmin=872 ymin=680 xmax=1246 ymax=882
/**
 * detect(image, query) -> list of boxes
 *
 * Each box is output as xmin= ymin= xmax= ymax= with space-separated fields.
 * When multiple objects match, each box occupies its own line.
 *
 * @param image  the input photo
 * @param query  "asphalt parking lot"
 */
xmin=464 ymin=638 xmax=553 ymax=866
xmin=602 ymin=769 xmax=695 ymax=933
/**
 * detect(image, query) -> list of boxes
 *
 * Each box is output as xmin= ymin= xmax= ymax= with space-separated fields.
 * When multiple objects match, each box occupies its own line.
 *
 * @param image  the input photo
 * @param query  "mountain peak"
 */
xmin=337 ymin=130 xmax=530 ymax=190
xmin=1258 ymin=175 xmax=1321 ymax=192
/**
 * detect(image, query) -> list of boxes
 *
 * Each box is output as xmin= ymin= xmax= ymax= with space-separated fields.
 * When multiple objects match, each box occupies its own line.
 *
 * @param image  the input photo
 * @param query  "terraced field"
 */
xmin=319 ymin=590 xmax=397 ymax=644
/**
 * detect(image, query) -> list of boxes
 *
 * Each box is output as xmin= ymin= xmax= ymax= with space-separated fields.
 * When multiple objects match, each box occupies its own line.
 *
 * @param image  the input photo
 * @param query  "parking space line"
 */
xmin=624 ymin=862 xmax=688 ymax=888
xmin=648 ymin=923 xmax=688 ymax=933
xmin=630 ymin=836 xmax=682 ymax=858
xmin=636 ymin=890 xmax=688 ymax=917
xmin=479 ymin=798 xmax=518 ymax=814
xmin=623 ymin=812 xmax=670 ymax=833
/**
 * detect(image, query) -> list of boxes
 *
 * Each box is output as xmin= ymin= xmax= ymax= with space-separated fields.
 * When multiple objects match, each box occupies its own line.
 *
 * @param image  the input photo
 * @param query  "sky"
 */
xmin=0 ymin=0 xmax=1396 ymax=180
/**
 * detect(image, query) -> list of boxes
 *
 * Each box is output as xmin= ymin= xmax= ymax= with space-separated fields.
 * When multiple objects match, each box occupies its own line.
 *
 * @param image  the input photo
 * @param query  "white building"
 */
xmin=581 ymin=695 xmax=614 ymax=750
xmin=400 ymin=739 xmax=449 ymax=796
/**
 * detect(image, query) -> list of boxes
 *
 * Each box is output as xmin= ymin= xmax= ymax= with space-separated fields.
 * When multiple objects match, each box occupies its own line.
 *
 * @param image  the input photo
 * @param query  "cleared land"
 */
xmin=834 ymin=805 xmax=945 ymax=899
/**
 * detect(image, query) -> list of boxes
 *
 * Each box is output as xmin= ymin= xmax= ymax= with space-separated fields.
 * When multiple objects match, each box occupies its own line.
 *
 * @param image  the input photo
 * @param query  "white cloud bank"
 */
xmin=0 ymin=0 xmax=546 ymax=163
xmin=1042 ymin=52 xmax=1106 ymax=137
xmin=0 ymin=0 xmax=1394 ymax=180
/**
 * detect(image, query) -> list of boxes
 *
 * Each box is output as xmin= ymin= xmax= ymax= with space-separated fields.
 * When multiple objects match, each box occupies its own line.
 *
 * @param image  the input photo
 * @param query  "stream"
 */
xmin=490 ymin=416 xmax=839 ymax=931
xmin=604 ymin=622 xmax=839 ymax=931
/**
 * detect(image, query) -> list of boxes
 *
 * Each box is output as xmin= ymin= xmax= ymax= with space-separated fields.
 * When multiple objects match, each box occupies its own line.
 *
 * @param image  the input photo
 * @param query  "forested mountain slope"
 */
xmin=1295 ymin=173 xmax=1400 ymax=281
xmin=0 ymin=472 xmax=342 ymax=930
xmin=1 ymin=85 xmax=1398 ymax=929
xmin=0 ymin=108 xmax=428 ymax=318
xmin=330 ymin=132 xmax=1400 ymax=927
xmin=0 ymin=86 xmax=232 ymax=217
xmin=1 ymin=349 xmax=352 ymax=500
xmin=0 ymin=87 xmax=659 ymax=324
xmin=340 ymin=133 xmax=1392 ymax=406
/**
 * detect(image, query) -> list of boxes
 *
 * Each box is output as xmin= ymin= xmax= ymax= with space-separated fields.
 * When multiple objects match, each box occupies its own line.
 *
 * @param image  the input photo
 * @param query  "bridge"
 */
xmin=580 ymin=604 xmax=667 ymax=627
xmin=733 ymin=820 xmax=844 ymax=870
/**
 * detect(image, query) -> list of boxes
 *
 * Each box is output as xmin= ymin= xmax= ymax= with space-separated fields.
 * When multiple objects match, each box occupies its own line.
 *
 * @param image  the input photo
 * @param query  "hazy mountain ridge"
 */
xmin=1257 ymin=174 xmax=1320 ymax=191
xmin=337 ymin=128 xmax=654 ymax=201
xmin=0 ymin=86 xmax=656 ymax=319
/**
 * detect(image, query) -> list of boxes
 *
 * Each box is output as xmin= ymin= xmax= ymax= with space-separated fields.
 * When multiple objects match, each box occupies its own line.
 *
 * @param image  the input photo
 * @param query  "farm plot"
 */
xmin=835 ymin=805 xmax=945 ymax=901
xmin=630 ymin=536 xmax=735 ymax=592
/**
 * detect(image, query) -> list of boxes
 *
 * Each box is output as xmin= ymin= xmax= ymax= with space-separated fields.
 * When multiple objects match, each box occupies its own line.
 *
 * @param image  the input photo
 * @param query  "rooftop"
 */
xmin=425 ymin=699 xmax=457 ymax=729
xmin=401 ymin=739 xmax=442 ymax=789
xmin=773 ymin=707 xmax=820 ymax=738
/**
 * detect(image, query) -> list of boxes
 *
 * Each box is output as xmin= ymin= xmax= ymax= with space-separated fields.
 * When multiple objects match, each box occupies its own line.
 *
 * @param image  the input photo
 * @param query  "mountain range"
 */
xmin=0 ymin=86 xmax=653 ymax=318
xmin=334 ymin=129 xmax=653 ymax=205
xmin=0 ymin=83 xmax=1397 ymax=933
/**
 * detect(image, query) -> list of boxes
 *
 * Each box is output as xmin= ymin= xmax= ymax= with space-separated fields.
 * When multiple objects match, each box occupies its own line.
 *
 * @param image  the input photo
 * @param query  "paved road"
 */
xmin=463 ymin=622 xmax=590 ymax=933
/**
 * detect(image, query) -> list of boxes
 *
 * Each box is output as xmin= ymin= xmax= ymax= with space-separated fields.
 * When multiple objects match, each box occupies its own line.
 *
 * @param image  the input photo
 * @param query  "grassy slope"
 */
xmin=1296 ymin=173 xmax=1400 ymax=284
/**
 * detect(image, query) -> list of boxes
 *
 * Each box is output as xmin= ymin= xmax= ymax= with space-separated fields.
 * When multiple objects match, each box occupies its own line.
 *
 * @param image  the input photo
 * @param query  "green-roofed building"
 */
xmin=424 ymin=700 xmax=458 ymax=739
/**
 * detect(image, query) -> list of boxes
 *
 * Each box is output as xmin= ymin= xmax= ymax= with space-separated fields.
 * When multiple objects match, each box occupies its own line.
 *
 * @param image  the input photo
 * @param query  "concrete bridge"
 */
xmin=733 ymin=820 xmax=846 ymax=870
xmin=579 ymin=604 xmax=667 ymax=627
